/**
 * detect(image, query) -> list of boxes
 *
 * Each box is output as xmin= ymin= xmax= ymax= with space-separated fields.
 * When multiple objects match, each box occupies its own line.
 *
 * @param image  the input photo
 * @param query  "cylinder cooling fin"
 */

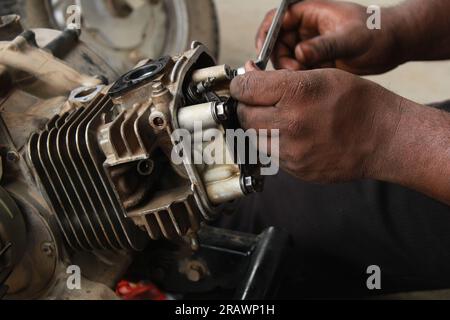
xmin=27 ymin=94 xmax=147 ymax=251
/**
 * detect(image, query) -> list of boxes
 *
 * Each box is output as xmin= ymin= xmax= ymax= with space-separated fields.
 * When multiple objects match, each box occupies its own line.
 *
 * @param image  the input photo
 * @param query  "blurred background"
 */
xmin=216 ymin=0 xmax=450 ymax=104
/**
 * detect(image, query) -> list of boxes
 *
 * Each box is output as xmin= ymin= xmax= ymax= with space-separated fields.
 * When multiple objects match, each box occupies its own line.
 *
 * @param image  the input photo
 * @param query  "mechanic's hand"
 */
xmin=231 ymin=69 xmax=404 ymax=183
xmin=257 ymin=0 xmax=402 ymax=75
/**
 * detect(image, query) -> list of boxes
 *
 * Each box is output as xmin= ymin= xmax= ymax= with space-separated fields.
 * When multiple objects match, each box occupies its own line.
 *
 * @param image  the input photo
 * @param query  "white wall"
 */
xmin=216 ymin=0 xmax=450 ymax=103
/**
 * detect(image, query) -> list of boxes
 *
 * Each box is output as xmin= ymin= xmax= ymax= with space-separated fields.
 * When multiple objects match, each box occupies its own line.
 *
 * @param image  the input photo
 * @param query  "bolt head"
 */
xmin=137 ymin=159 xmax=154 ymax=176
xmin=244 ymin=176 xmax=255 ymax=191
xmin=152 ymin=82 xmax=164 ymax=93
xmin=187 ymin=269 xmax=202 ymax=282
xmin=186 ymin=262 xmax=206 ymax=282
xmin=243 ymin=176 xmax=264 ymax=194
xmin=41 ymin=242 xmax=55 ymax=257
xmin=6 ymin=151 xmax=19 ymax=163
xmin=149 ymin=111 xmax=167 ymax=130
xmin=215 ymin=103 xmax=228 ymax=121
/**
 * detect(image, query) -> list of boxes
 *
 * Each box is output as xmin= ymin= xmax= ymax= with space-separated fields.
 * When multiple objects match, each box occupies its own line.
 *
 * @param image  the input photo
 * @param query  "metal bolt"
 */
xmin=6 ymin=150 xmax=19 ymax=163
xmin=149 ymin=111 xmax=167 ymax=130
xmin=41 ymin=242 xmax=55 ymax=257
xmin=215 ymin=102 xmax=228 ymax=122
xmin=244 ymin=176 xmax=255 ymax=193
xmin=152 ymin=82 xmax=164 ymax=94
xmin=205 ymin=77 xmax=215 ymax=87
xmin=186 ymin=262 xmax=206 ymax=282
xmin=196 ymin=77 xmax=215 ymax=95
xmin=152 ymin=117 xmax=164 ymax=127
xmin=137 ymin=159 xmax=154 ymax=176
xmin=243 ymin=176 xmax=264 ymax=194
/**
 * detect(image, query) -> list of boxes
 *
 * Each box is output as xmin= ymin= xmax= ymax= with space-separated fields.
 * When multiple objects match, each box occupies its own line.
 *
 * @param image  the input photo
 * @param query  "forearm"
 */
xmin=387 ymin=0 xmax=450 ymax=62
xmin=372 ymin=99 xmax=450 ymax=205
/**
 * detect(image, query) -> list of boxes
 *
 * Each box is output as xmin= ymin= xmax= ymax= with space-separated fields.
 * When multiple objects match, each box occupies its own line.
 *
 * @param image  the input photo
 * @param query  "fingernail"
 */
xmin=245 ymin=61 xmax=258 ymax=72
xmin=296 ymin=47 xmax=305 ymax=62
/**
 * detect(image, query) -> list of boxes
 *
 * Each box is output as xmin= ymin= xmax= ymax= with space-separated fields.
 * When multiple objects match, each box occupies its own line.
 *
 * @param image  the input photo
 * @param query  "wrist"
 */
xmin=369 ymin=100 xmax=450 ymax=205
xmin=364 ymin=89 xmax=408 ymax=181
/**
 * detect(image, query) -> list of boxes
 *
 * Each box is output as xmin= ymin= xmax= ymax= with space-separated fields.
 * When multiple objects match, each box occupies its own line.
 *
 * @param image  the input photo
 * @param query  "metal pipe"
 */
xmin=191 ymin=65 xmax=233 ymax=83
xmin=255 ymin=0 xmax=292 ymax=70
xmin=205 ymin=175 xmax=244 ymax=205
xmin=235 ymin=0 xmax=297 ymax=74
xmin=178 ymin=102 xmax=219 ymax=132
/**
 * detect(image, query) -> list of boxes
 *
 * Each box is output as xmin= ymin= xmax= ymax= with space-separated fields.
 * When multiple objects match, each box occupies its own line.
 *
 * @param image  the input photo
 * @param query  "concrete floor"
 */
xmin=215 ymin=0 xmax=450 ymax=104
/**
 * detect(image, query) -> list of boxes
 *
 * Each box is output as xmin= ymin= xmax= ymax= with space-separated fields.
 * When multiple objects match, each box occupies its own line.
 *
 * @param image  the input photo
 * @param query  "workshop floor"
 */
xmin=216 ymin=0 xmax=450 ymax=104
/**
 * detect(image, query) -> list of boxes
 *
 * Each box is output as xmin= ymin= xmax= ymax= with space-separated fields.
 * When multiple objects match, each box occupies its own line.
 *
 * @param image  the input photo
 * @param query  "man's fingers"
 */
xmin=230 ymin=71 xmax=295 ymax=106
xmin=279 ymin=30 xmax=299 ymax=50
xmin=295 ymin=33 xmax=349 ymax=67
xmin=237 ymin=103 xmax=278 ymax=131
xmin=256 ymin=9 xmax=300 ymax=51
xmin=272 ymin=40 xmax=301 ymax=70
xmin=271 ymin=31 xmax=301 ymax=70
xmin=275 ymin=56 xmax=302 ymax=70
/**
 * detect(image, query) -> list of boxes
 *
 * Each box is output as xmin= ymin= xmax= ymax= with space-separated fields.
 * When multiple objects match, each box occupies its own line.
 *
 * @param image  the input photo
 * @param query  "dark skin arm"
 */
xmin=393 ymin=0 xmax=450 ymax=62
xmin=232 ymin=68 xmax=450 ymax=206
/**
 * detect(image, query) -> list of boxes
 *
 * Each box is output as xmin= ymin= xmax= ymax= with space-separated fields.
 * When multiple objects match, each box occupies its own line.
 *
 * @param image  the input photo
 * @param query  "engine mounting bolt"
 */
xmin=186 ymin=261 xmax=207 ymax=282
xmin=41 ymin=242 xmax=55 ymax=257
xmin=6 ymin=150 xmax=19 ymax=163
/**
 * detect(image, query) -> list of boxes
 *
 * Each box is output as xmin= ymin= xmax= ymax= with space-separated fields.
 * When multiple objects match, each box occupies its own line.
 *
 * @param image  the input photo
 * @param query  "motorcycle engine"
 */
xmin=0 ymin=16 xmax=263 ymax=299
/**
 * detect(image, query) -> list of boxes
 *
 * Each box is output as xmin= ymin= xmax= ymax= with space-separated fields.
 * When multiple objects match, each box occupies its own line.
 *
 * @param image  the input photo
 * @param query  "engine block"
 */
xmin=27 ymin=43 xmax=263 ymax=251
xmin=0 ymin=17 xmax=274 ymax=300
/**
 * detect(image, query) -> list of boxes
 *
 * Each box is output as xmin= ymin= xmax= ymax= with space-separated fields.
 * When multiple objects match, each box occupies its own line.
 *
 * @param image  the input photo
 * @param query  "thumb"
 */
xmin=295 ymin=33 xmax=349 ymax=67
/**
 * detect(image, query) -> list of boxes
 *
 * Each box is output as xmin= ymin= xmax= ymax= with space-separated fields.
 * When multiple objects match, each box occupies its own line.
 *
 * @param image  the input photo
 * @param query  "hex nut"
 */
xmin=6 ymin=150 xmax=19 ymax=163
xmin=215 ymin=102 xmax=228 ymax=122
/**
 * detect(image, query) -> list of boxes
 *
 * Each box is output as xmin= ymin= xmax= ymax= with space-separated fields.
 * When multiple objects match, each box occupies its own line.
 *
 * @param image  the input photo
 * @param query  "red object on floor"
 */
xmin=116 ymin=280 xmax=167 ymax=300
